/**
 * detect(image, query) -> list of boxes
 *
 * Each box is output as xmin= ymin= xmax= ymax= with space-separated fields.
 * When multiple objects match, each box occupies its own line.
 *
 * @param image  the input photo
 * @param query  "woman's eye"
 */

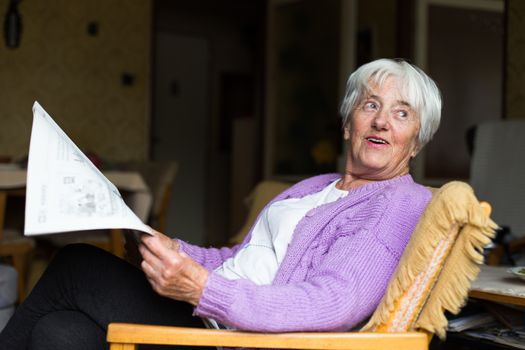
xmin=396 ymin=110 xmax=409 ymax=118
xmin=363 ymin=102 xmax=378 ymax=111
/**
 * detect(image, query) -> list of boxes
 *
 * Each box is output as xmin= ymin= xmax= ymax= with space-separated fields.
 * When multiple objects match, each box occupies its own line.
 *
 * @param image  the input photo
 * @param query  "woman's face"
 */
xmin=343 ymin=77 xmax=420 ymax=181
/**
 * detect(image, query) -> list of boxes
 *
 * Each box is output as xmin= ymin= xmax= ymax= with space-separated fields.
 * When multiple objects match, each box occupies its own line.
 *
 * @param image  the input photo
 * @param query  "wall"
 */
xmin=0 ymin=0 xmax=151 ymax=161
xmin=506 ymin=0 xmax=525 ymax=119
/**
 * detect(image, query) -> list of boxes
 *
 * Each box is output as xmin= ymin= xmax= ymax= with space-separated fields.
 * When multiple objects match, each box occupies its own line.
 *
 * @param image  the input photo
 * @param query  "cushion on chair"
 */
xmin=361 ymin=181 xmax=497 ymax=339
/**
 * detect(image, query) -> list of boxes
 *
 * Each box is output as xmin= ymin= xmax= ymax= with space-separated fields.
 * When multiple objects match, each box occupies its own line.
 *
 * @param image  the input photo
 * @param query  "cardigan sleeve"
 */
xmin=177 ymin=240 xmax=243 ymax=271
xmin=194 ymin=184 xmax=432 ymax=332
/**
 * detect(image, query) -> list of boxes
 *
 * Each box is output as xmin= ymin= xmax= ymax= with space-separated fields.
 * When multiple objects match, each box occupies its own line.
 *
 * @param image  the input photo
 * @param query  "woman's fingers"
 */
xmin=147 ymin=229 xmax=174 ymax=248
xmin=140 ymin=235 xmax=184 ymax=280
xmin=140 ymin=231 xmax=180 ymax=263
xmin=139 ymin=243 xmax=164 ymax=276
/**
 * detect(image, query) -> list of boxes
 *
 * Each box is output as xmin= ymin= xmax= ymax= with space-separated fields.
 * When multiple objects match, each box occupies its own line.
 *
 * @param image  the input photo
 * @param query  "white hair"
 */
xmin=339 ymin=58 xmax=442 ymax=149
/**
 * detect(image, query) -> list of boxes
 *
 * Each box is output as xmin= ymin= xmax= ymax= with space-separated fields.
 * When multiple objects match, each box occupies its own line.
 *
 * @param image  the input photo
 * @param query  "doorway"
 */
xmin=413 ymin=0 xmax=504 ymax=184
xmin=152 ymin=32 xmax=209 ymax=244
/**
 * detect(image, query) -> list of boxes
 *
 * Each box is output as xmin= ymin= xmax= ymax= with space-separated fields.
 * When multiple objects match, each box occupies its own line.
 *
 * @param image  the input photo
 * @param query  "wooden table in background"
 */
xmin=469 ymin=265 xmax=525 ymax=306
xmin=0 ymin=167 xmax=152 ymax=222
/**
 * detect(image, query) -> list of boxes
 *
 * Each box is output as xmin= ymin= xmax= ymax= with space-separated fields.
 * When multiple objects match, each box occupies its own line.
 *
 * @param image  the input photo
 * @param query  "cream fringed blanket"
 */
xmin=361 ymin=181 xmax=497 ymax=339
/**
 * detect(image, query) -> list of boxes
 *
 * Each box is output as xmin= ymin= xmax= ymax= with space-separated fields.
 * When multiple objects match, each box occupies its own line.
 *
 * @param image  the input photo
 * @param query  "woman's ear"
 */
xmin=343 ymin=124 xmax=351 ymax=141
xmin=410 ymin=142 xmax=421 ymax=158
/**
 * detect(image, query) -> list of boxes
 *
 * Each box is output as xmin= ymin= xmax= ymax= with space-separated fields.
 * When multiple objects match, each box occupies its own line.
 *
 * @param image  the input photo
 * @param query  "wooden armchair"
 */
xmin=107 ymin=181 xmax=496 ymax=350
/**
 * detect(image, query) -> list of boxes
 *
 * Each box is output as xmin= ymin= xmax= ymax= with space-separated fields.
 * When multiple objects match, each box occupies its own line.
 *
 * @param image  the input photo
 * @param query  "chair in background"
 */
xmin=0 ymin=190 xmax=35 ymax=302
xmin=123 ymin=160 xmax=179 ymax=233
xmin=229 ymin=180 xmax=291 ymax=245
xmin=118 ymin=160 xmax=179 ymax=265
xmin=42 ymin=229 xmax=128 ymax=259
xmin=107 ymin=181 xmax=496 ymax=350
xmin=486 ymin=238 xmax=525 ymax=266
xmin=469 ymin=120 xmax=525 ymax=265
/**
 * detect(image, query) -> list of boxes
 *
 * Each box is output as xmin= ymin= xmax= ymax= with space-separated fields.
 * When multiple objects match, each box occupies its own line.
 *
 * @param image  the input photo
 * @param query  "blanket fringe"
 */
xmin=361 ymin=182 xmax=497 ymax=339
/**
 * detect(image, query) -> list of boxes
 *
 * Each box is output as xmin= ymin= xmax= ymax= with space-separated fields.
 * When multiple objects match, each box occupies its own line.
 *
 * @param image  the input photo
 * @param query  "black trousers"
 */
xmin=0 ymin=243 xmax=207 ymax=350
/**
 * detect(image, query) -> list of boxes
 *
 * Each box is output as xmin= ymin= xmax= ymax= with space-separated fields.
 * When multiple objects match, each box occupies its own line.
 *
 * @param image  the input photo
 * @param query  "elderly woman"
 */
xmin=0 ymin=58 xmax=441 ymax=349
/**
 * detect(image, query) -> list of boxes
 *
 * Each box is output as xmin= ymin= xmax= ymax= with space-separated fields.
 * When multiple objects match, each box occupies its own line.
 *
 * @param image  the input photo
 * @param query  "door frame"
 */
xmin=263 ymin=0 xmax=358 ymax=179
xmin=412 ymin=0 xmax=504 ymax=185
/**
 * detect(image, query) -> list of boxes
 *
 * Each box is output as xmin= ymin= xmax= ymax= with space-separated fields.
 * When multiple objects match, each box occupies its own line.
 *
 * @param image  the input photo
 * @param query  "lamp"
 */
xmin=4 ymin=0 xmax=22 ymax=49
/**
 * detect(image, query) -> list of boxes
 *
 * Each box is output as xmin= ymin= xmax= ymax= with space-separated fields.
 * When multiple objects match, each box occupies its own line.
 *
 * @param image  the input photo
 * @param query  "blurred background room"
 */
xmin=0 ymin=0 xmax=524 ymax=328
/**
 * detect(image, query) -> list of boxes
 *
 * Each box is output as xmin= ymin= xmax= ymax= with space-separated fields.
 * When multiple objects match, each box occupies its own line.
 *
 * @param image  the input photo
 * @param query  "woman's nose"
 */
xmin=372 ymin=111 xmax=389 ymax=130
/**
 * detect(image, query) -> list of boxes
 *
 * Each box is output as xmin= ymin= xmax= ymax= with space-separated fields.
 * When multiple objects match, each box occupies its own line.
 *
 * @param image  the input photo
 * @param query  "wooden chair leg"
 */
xmin=110 ymin=229 xmax=125 ymax=258
xmin=0 ymin=191 xmax=6 ymax=241
xmin=0 ymin=239 xmax=35 ymax=302
xmin=12 ymin=252 xmax=27 ymax=302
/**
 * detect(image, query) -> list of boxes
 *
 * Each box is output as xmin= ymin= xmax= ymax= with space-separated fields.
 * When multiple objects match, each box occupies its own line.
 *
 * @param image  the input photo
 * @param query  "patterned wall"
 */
xmin=507 ymin=0 xmax=525 ymax=119
xmin=0 ymin=0 xmax=151 ymax=161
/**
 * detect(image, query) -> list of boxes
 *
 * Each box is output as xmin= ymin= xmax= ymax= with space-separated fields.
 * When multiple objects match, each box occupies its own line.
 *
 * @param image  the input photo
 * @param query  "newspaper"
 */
xmin=448 ymin=312 xmax=497 ymax=333
xmin=464 ymin=328 xmax=525 ymax=349
xmin=24 ymin=102 xmax=153 ymax=236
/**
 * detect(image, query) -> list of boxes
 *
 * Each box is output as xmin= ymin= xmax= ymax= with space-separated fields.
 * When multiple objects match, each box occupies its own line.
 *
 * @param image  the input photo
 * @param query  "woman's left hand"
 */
xmin=139 ymin=230 xmax=209 ymax=306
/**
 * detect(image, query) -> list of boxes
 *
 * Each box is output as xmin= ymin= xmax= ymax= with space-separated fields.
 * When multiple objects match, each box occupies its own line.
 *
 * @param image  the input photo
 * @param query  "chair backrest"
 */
xmin=470 ymin=120 xmax=525 ymax=237
xmin=361 ymin=181 xmax=496 ymax=339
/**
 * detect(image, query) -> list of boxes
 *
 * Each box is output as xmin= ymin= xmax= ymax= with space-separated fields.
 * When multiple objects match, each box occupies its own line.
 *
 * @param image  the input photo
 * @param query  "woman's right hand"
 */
xmin=139 ymin=230 xmax=208 ymax=305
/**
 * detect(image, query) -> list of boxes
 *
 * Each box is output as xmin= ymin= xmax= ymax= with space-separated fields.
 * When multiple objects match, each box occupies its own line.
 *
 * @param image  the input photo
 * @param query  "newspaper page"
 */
xmin=24 ymin=102 xmax=153 ymax=236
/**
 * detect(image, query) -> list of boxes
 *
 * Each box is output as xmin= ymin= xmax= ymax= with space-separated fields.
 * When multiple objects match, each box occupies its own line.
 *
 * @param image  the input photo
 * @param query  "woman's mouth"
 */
xmin=366 ymin=137 xmax=388 ymax=145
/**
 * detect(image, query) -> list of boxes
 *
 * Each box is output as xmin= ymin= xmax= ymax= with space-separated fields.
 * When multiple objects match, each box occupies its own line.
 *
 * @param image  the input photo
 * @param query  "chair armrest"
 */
xmin=107 ymin=323 xmax=429 ymax=350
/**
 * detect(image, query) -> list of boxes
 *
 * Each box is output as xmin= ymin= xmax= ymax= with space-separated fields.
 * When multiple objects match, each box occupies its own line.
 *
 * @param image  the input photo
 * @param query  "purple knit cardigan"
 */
xmin=180 ymin=173 xmax=431 ymax=332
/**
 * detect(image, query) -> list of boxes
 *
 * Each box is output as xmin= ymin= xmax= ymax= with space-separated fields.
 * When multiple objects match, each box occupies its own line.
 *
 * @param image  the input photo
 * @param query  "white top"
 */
xmin=215 ymin=179 xmax=348 ymax=285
